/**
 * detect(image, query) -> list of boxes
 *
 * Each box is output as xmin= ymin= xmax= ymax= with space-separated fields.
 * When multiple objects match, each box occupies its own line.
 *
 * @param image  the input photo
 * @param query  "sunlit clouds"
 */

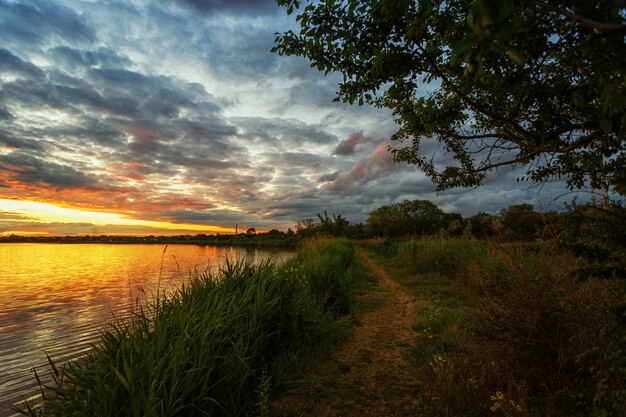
xmin=0 ymin=199 xmax=234 ymax=235
xmin=0 ymin=0 xmax=583 ymax=236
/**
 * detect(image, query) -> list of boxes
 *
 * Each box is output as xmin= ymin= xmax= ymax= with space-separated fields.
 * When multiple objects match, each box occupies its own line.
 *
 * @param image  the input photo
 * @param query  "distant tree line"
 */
xmin=3 ymin=199 xmax=622 ymax=279
xmin=291 ymin=199 xmax=625 ymax=280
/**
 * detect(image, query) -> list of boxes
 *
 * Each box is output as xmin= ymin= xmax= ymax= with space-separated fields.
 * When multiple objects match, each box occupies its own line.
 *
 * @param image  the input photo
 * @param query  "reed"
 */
xmin=16 ymin=238 xmax=355 ymax=417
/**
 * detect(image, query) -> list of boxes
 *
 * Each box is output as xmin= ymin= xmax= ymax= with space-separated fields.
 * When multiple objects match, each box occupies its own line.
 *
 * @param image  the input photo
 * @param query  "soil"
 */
xmin=271 ymin=250 xmax=424 ymax=417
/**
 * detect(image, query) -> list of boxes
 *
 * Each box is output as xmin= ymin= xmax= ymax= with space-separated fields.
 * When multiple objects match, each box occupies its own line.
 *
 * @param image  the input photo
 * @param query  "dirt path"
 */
xmin=272 ymin=250 xmax=422 ymax=417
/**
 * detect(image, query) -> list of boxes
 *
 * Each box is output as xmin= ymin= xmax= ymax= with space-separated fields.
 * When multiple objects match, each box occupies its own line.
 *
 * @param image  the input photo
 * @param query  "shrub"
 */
xmin=375 ymin=237 xmax=625 ymax=416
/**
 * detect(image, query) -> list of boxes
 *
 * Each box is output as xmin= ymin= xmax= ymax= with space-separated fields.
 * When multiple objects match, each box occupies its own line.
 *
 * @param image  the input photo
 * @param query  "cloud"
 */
xmin=333 ymin=131 xmax=365 ymax=156
xmin=0 ymin=152 xmax=102 ymax=191
xmin=0 ymin=0 xmax=95 ymax=46
xmin=0 ymin=211 xmax=37 ymax=221
xmin=173 ymin=0 xmax=278 ymax=15
xmin=326 ymin=141 xmax=403 ymax=191
xmin=233 ymin=117 xmax=338 ymax=147
xmin=0 ymin=48 xmax=45 ymax=79
xmin=0 ymin=0 xmax=594 ymax=235
xmin=318 ymin=171 xmax=341 ymax=183
xmin=0 ymin=107 xmax=13 ymax=121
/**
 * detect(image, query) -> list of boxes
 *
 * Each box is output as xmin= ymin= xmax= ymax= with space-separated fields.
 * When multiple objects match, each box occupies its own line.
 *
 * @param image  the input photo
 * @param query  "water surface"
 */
xmin=0 ymin=243 xmax=291 ymax=415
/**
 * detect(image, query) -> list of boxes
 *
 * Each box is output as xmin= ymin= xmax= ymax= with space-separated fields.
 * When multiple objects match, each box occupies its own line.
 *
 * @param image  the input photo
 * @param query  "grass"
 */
xmin=268 ymin=248 xmax=424 ymax=417
xmin=367 ymin=237 xmax=626 ymax=417
xmin=16 ymin=238 xmax=356 ymax=417
xmin=17 ymin=236 xmax=624 ymax=417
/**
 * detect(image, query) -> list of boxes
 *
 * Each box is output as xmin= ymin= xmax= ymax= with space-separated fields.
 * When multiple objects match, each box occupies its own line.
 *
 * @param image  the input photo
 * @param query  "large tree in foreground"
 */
xmin=273 ymin=0 xmax=626 ymax=195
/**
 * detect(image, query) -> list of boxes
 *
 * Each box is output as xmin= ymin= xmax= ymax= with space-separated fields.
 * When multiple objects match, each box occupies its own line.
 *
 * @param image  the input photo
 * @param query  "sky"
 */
xmin=0 ymin=0 xmax=590 ymax=236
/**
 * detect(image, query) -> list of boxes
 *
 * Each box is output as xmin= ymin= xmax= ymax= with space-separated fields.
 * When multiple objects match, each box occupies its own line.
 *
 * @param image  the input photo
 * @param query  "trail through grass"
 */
xmin=271 ymin=249 xmax=423 ymax=417
xmin=271 ymin=239 xmax=625 ymax=417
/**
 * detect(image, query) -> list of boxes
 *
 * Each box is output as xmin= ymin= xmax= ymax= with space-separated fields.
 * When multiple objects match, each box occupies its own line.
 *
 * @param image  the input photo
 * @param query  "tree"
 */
xmin=295 ymin=218 xmax=317 ymax=236
xmin=397 ymin=199 xmax=449 ymax=234
xmin=465 ymin=211 xmax=497 ymax=238
xmin=499 ymin=203 xmax=542 ymax=241
xmin=557 ymin=202 xmax=626 ymax=279
xmin=317 ymin=210 xmax=350 ymax=236
xmin=366 ymin=204 xmax=403 ymax=236
xmin=365 ymin=199 xmax=449 ymax=236
xmin=274 ymin=0 xmax=626 ymax=195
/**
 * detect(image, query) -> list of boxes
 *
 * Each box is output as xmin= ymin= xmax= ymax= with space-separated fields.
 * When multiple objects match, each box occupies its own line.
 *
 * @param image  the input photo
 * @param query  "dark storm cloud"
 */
xmin=262 ymin=187 xmax=373 ymax=225
xmin=283 ymin=76 xmax=342 ymax=109
xmin=0 ymin=0 xmax=95 ymax=46
xmin=50 ymin=46 xmax=132 ymax=70
xmin=260 ymin=152 xmax=324 ymax=167
xmin=264 ymin=188 xmax=327 ymax=218
xmin=0 ymin=107 xmax=13 ymax=121
xmin=175 ymin=118 xmax=238 ymax=143
xmin=175 ymin=0 xmax=277 ymax=15
xmin=318 ymin=171 xmax=341 ymax=183
xmin=234 ymin=117 xmax=337 ymax=146
xmin=333 ymin=132 xmax=365 ymax=156
xmin=156 ymin=208 xmax=262 ymax=225
xmin=1 ymin=80 xmax=70 ymax=112
xmin=0 ymin=152 xmax=100 ymax=190
xmin=0 ymin=129 xmax=47 ymax=152
xmin=193 ymin=23 xmax=281 ymax=80
xmin=0 ymin=48 xmax=45 ymax=79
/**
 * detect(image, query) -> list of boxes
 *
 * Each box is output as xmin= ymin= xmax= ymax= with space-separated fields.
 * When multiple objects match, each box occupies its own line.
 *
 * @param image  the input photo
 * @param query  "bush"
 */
xmin=375 ymin=237 xmax=625 ymax=417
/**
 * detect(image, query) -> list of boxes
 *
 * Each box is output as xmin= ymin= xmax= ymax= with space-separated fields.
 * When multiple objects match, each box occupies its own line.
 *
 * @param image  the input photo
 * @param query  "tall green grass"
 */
xmin=16 ymin=238 xmax=355 ymax=417
xmin=371 ymin=237 xmax=625 ymax=417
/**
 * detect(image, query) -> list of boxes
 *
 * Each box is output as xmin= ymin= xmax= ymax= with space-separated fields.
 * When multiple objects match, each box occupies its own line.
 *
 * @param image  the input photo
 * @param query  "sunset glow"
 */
xmin=0 ymin=199 xmax=234 ymax=235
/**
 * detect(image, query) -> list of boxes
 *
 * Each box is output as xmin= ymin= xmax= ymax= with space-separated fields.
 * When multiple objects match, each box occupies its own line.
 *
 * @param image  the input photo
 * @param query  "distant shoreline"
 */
xmin=0 ymin=234 xmax=299 ymax=248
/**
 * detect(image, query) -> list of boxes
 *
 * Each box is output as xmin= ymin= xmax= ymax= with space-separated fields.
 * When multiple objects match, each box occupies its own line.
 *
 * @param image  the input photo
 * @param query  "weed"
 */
xmin=370 ymin=237 xmax=626 ymax=417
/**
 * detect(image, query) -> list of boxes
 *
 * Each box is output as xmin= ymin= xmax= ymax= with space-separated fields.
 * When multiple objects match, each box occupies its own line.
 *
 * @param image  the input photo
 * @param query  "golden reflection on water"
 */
xmin=0 ymin=243 xmax=291 ymax=415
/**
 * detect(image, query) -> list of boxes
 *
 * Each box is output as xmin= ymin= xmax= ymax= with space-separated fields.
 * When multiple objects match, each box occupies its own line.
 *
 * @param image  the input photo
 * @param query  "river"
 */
xmin=0 ymin=243 xmax=292 ymax=415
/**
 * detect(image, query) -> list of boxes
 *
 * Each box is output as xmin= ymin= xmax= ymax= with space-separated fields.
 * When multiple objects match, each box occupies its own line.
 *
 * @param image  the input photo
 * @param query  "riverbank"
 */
xmin=15 ymin=238 xmax=356 ymax=416
xmin=0 ymin=233 xmax=299 ymax=249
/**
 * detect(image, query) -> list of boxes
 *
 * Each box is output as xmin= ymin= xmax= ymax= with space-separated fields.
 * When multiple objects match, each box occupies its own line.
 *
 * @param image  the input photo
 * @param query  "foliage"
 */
xmin=371 ymin=237 xmax=626 ymax=417
xmin=317 ymin=210 xmax=350 ymax=237
xmin=16 ymin=239 xmax=356 ymax=417
xmin=297 ymin=237 xmax=356 ymax=314
xmin=366 ymin=199 xmax=452 ymax=236
xmin=499 ymin=203 xmax=543 ymax=241
xmin=274 ymin=0 xmax=626 ymax=194
xmin=295 ymin=213 xmax=365 ymax=239
xmin=465 ymin=211 xmax=497 ymax=238
xmin=295 ymin=218 xmax=317 ymax=237
xmin=556 ymin=202 xmax=626 ymax=280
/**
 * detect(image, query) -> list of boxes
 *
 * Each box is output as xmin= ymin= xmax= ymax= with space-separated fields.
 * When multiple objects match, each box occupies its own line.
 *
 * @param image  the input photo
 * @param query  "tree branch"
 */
xmin=534 ymin=1 xmax=626 ymax=33
xmin=416 ymin=44 xmax=534 ymax=141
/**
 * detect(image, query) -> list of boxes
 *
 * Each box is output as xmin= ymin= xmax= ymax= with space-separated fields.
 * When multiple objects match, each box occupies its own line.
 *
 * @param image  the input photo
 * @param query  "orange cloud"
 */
xmin=0 ymin=199 xmax=235 ymax=235
xmin=123 ymin=125 xmax=161 ymax=139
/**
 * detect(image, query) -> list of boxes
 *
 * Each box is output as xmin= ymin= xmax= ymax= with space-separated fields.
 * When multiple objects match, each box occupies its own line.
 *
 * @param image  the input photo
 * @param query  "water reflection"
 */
xmin=0 ymin=243 xmax=291 ymax=415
